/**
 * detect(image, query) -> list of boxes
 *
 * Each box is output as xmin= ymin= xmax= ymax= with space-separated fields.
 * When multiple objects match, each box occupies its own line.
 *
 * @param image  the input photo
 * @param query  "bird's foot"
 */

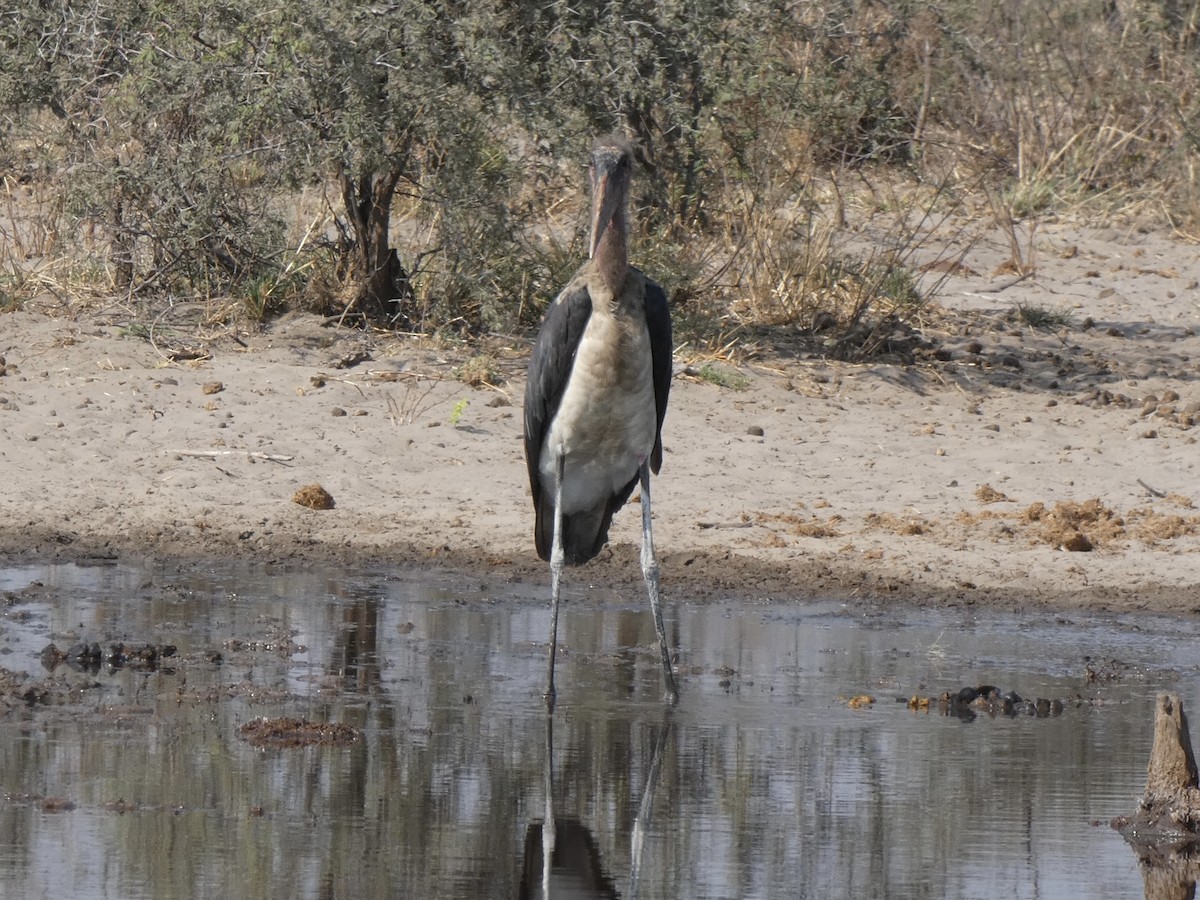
xmin=663 ymin=676 xmax=679 ymax=706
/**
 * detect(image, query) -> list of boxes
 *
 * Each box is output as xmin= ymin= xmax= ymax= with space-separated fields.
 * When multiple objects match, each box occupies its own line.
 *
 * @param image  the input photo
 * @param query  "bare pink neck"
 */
xmin=593 ymin=215 xmax=629 ymax=295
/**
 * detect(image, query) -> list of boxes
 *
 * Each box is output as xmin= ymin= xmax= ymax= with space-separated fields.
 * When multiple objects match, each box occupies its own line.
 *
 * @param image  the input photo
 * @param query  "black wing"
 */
xmin=523 ymin=274 xmax=593 ymax=511
xmin=642 ymin=276 xmax=672 ymax=473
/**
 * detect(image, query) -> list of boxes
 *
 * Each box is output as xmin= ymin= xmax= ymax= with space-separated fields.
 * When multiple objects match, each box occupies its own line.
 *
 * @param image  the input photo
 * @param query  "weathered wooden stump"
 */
xmin=1116 ymin=693 xmax=1200 ymax=900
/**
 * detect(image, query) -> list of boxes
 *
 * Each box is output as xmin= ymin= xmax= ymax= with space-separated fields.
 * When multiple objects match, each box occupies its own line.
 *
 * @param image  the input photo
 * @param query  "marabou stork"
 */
xmin=523 ymin=134 xmax=678 ymax=705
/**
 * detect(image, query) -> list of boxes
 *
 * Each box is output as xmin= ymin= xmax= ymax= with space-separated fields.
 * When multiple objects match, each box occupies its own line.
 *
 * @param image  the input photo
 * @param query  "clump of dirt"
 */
xmin=293 ymin=484 xmax=335 ymax=510
xmin=1022 ymin=499 xmax=1125 ymax=550
xmin=238 ymin=717 xmax=362 ymax=748
xmin=1060 ymin=532 xmax=1093 ymax=552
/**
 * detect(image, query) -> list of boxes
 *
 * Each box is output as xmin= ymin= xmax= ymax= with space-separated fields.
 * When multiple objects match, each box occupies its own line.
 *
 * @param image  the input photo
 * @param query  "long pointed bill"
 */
xmin=589 ymin=167 xmax=621 ymax=259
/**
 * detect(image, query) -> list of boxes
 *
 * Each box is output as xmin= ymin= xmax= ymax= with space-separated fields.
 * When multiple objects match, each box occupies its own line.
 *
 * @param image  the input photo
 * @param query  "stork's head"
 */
xmin=588 ymin=135 xmax=634 ymax=261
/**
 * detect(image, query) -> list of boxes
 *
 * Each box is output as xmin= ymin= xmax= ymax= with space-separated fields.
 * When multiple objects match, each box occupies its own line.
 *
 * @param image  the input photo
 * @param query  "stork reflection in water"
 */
xmin=523 ymin=135 xmax=677 ymax=704
xmin=518 ymin=713 xmax=671 ymax=899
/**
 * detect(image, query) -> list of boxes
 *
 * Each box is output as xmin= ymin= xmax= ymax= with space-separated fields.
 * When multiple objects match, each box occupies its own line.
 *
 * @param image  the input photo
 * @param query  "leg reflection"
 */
xmin=518 ymin=714 xmax=672 ymax=900
xmin=627 ymin=722 xmax=671 ymax=899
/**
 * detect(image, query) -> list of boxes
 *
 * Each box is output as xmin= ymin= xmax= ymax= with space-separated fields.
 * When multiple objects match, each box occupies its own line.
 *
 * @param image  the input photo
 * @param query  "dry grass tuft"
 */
xmin=1127 ymin=509 xmax=1200 ymax=545
xmin=870 ymin=494 xmax=1200 ymax=552
xmin=238 ymin=717 xmax=361 ymax=748
xmin=975 ymin=484 xmax=1012 ymax=504
xmin=864 ymin=512 xmax=930 ymax=535
xmin=1023 ymin=499 xmax=1124 ymax=548
xmin=756 ymin=511 xmax=842 ymax=538
xmin=454 ymin=353 xmax=502 ymax=387
xmin=293 ymin=484 xmax=335 ymax=510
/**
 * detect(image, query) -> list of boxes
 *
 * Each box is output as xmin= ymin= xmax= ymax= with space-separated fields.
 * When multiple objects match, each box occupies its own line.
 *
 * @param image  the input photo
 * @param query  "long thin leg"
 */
xmin=545 ymin=453 xmax=565 ymax=709
xmin=541 ymin=711 xmax=556 ymax=895
xmin=639 ymin=463 xmax=678 ymax=701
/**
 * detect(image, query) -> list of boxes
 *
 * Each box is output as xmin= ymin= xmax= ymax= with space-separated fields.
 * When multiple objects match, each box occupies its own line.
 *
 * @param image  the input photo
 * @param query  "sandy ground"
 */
xmin=3 ymin=219 xmax=1200 ymax=615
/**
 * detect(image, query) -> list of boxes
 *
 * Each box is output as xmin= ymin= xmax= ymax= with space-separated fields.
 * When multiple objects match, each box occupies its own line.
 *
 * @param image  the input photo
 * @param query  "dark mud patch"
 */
xmin=222 ymin=634 xmax=305 ymax=658
xmin=40 ymin=641 xmax=177 ymax=673
xmin=40 ymin=796 xmax=76 ymax=813
xmin=237 ymin=717 xmax=362 ymax=748
xmin=0 ymin=666 xmax=105 ymax=713
xmin=907 ymin=684 xmax=1069 ymax=722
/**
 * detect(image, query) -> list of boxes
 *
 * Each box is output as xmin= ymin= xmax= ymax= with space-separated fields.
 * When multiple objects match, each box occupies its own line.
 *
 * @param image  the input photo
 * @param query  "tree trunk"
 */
xmin=1117 ymin=693 xmax=1200 ymax=900
xmin=111 ymin=194 xmax=133 ymax=293
xmin=338 ymin=165 xmax=412 ymax=324
xmin=1147 ymin=694 xmax=1200 ymax=801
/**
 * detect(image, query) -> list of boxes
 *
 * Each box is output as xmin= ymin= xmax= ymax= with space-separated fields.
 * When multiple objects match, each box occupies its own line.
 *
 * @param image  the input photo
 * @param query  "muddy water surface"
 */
xmin=0 ymin=561 xmax=1194 ymax=898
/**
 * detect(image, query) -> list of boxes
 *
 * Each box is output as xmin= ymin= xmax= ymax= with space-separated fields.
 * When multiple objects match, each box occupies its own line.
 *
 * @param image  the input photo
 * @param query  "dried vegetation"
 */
xmin=755 ymin=493 xmax=1200 ymax=555
xmin=3 ymin=1 xmax=1200 ymax=361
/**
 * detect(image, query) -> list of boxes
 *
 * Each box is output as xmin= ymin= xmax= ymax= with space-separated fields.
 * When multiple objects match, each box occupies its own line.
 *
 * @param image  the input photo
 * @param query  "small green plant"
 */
xmin=448 ymin=398 xmax=469 ymax=425
xmin=240 ymin=275 xmax=283 ymax=323
xmin=695 ymin=363 xmax=750 ymax=391
xmin=1006 ymin=179 xmax=1058 ymax=219
xmin=0 ymin=266 xmax=34 ymax=313
xmin=118 ymin=322 xmax=151 ymax=340
xmin=875 ymin=264 xmax=922 ymax=310
xmin=238 ymin=250 xmax=312 ymax=323
xmin=1015 ymin=303 xmax=1072 ymax=329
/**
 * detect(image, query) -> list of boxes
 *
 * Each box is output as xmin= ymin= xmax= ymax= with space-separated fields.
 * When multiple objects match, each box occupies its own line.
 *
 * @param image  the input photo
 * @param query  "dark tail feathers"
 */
xmin=534 ymin=475 xmax=639 ymax=565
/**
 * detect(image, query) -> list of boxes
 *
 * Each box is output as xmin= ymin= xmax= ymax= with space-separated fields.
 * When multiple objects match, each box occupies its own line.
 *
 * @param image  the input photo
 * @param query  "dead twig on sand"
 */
xmin=972 ymin=270 xmax=1035 ymax=294
xmin=385 ymin=375 xmax=441 ymax=425
xmin=1138 ymin=478 xmax=1167 ymax=498
xmin=168 ymin=449 xmax=294 ymax=463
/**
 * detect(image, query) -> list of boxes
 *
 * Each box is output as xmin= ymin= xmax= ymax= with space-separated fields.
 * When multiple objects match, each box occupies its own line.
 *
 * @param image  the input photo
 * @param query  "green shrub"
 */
xmin=2 ymin=0 xmax=1198 ymax=353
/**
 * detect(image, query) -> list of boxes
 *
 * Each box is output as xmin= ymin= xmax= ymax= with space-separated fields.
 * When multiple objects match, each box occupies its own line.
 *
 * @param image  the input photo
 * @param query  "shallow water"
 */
xmin=0 ymin=561 xmax=1194 ymax=899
